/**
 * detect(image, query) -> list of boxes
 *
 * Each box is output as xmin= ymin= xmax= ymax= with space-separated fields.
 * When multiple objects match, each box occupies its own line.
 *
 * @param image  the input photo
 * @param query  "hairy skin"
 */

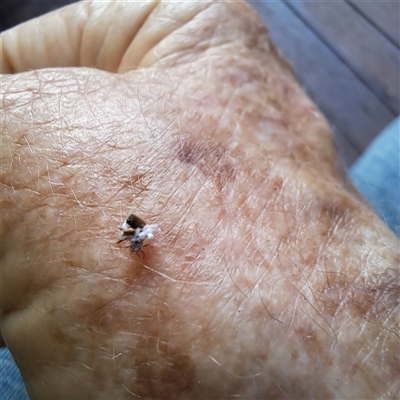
xmin=1 ymin=1 xmax=399 ymax=399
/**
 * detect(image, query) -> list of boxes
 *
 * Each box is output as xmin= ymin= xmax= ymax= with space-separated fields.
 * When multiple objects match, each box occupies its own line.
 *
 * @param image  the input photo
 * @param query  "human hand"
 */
xmin=1 ymin=0 xmax=398 ymax=398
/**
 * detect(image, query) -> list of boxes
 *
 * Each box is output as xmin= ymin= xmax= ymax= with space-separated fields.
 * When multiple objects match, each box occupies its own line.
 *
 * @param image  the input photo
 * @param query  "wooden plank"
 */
xmin=286 ymin=0 xmax=400 ymax=114
xmin=248 ymin=0 xmax=395 ymax=155
xmin=348 ymin=0 xmax=400 ymax=48
xmin=0 ymin=0 xmax=42 ymax=31
xmin=332 ymin=127 xmax=361 ymax=168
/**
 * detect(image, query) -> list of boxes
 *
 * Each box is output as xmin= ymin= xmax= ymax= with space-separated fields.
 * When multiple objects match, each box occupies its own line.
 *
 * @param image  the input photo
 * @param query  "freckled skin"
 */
xmin=1 ymin=1 xmax=399 ymax=399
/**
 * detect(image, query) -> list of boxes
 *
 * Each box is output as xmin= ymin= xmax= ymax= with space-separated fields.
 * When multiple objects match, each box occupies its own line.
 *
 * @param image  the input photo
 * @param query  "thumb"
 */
xmin=0 ymin=0 xmax=210 ymax=74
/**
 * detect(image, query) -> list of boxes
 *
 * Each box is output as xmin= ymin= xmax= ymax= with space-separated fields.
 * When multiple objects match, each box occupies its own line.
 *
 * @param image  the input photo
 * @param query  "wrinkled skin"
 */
xmin=1 ymin=1 xmax=399 ymax=399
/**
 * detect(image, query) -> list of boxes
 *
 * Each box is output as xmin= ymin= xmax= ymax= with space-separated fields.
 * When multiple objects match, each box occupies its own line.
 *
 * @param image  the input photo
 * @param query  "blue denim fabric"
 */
xmin=0 ymin=348 xmax=29 ymax=400
xmin=350 ymin=117 xmax=400 ymax=237
xmin=1 ymin=118 xmax=399 ymax=400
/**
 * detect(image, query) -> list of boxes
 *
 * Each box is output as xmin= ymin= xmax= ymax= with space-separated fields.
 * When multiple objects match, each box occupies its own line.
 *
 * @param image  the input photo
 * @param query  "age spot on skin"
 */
xmin=176 ymin=138 xmax=236 ymax=191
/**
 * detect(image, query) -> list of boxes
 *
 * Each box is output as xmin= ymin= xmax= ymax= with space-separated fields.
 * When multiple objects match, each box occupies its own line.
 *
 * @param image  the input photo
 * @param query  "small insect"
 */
xmin=117 ymin=214 xmax=158 ymax=253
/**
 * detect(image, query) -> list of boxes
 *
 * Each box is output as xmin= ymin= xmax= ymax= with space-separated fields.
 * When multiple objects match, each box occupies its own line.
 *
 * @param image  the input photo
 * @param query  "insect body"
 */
xmin=117 ymin=214 xmax=158 ymax=253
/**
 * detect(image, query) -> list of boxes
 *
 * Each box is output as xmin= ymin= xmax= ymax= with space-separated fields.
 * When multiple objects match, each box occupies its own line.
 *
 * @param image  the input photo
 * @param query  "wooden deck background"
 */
xmin=249 ymin=0 xmax=399 ymax=167
xmin=1 ymin=0 xmax=399 ymax=168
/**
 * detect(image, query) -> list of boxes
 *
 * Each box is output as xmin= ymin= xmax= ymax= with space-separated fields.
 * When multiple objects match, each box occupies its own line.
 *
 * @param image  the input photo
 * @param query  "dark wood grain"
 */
xmin=286 ymin=0 xmax=400 ymax=114
xmin=248 ymin=0 xmax=395 ymax=162
xmin=348 ymin=0 xmax=400 ymax=48
xmin=332 ymin=127 xmax=361 ymax=167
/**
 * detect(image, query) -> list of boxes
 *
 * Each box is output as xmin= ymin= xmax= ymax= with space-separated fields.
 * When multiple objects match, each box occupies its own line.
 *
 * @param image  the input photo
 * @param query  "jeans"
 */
xmin=350 ymin=117 xmax=400 ymax=237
